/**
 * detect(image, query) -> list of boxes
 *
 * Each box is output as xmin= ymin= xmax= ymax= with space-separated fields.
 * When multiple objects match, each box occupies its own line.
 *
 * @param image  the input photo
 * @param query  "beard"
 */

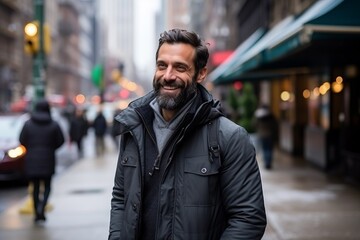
xmin=153 ymin=76 xmax=198 ymax=110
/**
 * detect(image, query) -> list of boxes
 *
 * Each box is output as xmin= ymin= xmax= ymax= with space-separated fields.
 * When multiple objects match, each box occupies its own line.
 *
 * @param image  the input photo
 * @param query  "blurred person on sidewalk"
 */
xmin=255 ymin=104 xmax=277 ymax=169
xmin=111 ymin=108 xmax=123 ymax=149
xmin=109 ymin=29 xmax=266 ymax=239
xmin=19 ymin=99 xmax=65 ymax=223
xmin=92 ymin=107 xmax=107 ymax=156
xmin=69 ymin=107 xmax=89 ymax=158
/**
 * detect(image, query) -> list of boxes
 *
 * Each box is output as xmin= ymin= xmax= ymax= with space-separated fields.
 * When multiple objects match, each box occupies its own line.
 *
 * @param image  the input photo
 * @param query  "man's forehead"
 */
xmin=157 ymin=43 xmax=195 ymax=63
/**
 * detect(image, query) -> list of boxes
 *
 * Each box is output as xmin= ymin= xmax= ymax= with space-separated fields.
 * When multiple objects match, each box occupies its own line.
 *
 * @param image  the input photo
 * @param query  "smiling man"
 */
xmin=109 ymin=29 xmax=266 ymax=240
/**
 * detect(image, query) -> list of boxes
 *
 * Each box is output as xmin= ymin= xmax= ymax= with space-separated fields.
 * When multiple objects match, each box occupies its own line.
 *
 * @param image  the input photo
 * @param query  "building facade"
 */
xmin=0 ymin=0 xmax=32 ymax=112
xmin=209 ymin=0 xmax=360 ymax=183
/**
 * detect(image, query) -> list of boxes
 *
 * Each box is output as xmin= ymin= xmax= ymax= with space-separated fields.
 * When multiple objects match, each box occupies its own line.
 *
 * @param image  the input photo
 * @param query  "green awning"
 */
xmin=212 ymin=0 xmax=360 ymax=85
xmin=264 ymin=0 xmax=360 ymax=63
xmin=219 ymin=16 xmax=294 ymax=83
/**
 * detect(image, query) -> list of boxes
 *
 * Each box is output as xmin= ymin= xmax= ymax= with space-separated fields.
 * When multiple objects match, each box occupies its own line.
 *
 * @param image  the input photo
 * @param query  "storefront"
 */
xmin=210 ymin=0 xmax=360 ymax=181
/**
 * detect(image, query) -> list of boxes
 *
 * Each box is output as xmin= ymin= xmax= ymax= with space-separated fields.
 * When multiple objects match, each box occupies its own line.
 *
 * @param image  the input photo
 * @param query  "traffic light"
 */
xmin=24 ymin=21 xmax=39 ymax=55
xmin=43 ymin=23 xmax=51 ymax=54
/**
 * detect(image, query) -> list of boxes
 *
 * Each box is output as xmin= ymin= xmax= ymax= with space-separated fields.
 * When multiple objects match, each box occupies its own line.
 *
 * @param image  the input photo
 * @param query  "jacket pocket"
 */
xmin=120 ymin=155 xmax=137 ymax=167
xmin=121 ymin=155 xmax=139 ymax=206
xmin=183 ymin=155 xmax=220 ymax=206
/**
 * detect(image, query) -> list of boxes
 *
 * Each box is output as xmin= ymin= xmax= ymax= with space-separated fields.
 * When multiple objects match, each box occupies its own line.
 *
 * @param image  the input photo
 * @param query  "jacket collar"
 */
xmin=114 ymin=84 xmax=223 ymax=134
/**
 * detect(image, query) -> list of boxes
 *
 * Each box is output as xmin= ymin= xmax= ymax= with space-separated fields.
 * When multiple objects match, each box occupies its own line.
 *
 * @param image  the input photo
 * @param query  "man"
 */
xmin=109 ymin=29 xmax=266 ymax=240
xmin=255 ymin=104 xmax=277 ymax=169
xmin=92 ymin=107 xmax=108 ymax=156
xmin=69 ymin=107 xmax=88 ymax=157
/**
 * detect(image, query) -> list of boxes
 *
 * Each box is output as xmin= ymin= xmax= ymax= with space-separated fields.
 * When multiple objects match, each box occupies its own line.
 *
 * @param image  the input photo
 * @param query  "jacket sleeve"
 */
xmin=19 ymin=122 xmax=28 ymax=146
xmin=220 ymin=126 xmax=267 ymax=239
xmin=54 ymin=123 xmax=65 ymax=149
xmin=109 ymin=149 xmax=125 ymax=240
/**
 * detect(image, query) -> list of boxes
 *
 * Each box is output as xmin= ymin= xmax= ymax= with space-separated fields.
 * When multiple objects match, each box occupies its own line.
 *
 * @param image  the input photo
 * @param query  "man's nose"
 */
xmin=163 ymin=66 xmax=177 ymax=80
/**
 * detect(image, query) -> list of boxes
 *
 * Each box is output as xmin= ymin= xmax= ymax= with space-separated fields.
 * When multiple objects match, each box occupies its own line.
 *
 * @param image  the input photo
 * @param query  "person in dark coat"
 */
xmin=109 ymin=29 xmax=266 ymax=240
xmin=92 ymin=108 xmax=107 ymax=156
xmin=19 ymin=99 xmax=65 ymax=223
xmin=69 ymin=107 xmax=88 ymax=157
xmin=111 ymin=108 xmax=122 ymax=149
xmin=255 ymin=104 xmax=278 ymax=169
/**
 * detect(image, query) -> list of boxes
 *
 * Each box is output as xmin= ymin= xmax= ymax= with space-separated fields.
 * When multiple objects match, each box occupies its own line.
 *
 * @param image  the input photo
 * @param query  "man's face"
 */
xmin=153 ymin=43 xmax=206 ymax=110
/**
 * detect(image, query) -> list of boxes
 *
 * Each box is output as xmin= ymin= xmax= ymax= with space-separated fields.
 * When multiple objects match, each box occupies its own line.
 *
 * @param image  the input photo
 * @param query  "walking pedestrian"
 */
xmin=19 ymin=99 xmax=65 ymax=223
xmin=69 ymin=107 xmax=88 ymax=158
xmin=109 ymin=29 xmax=266 ymax=239
xmin=111 ymin=108 xmax=122 ymax=149
xmin=255 ymin=104 xmax=277 ymax=169
xmin=92 ymin=108 xmax=107 ymax=156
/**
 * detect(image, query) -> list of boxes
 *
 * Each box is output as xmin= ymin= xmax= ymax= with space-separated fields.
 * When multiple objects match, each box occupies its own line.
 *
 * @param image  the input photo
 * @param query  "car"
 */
xmin=0 ymin=114 xmax=29 ymax=181
xmin=0 ymin=109 xmax=78 ymax=182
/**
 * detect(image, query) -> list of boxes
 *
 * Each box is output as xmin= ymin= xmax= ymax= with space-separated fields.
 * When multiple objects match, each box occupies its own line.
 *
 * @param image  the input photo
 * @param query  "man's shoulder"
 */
xmin=216 ymin=116 xmax=249 ymax=140
xmin=217 ymin=116 xmax=241 ymax=131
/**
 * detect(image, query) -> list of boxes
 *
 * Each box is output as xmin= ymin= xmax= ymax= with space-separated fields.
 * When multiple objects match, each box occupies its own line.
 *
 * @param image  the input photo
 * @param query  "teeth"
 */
xmin=163 ymin=86 xmax=177 ymax=90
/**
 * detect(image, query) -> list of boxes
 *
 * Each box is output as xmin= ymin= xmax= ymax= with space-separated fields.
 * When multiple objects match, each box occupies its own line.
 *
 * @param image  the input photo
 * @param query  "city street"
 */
xmin=0 ymin=133 xmax=360 ymax=240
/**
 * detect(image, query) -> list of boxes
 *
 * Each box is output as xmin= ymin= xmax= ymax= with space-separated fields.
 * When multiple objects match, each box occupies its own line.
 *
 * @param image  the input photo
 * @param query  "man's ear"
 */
xmin=196 ymin=67 xmax=207 ymax=83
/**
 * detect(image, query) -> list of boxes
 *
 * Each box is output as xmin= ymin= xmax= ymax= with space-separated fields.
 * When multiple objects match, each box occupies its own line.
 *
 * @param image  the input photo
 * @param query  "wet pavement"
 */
xmin=261 ymin=150 xmax=360 ymax=240
xmin=0 ymin=138 xmax=359 ymax=240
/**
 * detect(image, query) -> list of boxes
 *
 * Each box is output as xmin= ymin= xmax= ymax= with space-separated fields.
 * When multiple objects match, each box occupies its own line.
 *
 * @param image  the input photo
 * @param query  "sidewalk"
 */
xmin=260 ymin=149 xmax=360 ymax=240
xmin=1 ymin=143 xmax=360 ymax=239
xmin=0 ymin=139 xmax=118 ymax=240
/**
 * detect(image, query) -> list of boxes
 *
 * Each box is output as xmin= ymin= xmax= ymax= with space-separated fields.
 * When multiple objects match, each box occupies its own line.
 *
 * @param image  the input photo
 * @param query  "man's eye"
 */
xmin=176 ymin=66 xmax=187 ymax=72
xmin=157 ymin=64 xmax=166 ymax=70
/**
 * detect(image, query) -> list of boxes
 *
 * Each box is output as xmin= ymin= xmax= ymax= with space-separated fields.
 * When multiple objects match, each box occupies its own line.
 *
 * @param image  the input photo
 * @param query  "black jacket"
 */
xmin=109 ymin=85 xmax=266 ymax=239
xmin=69 ymin=115 xmax=88 ymax=142
xmin=19 ymin=100 xmax=65 ymax=178
xmin=92 ymin=113 xmax=107 ymax=136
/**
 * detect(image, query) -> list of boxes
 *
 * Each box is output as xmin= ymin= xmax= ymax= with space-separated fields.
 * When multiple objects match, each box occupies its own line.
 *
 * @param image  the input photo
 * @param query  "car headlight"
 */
xmin=8 ymin=145 xmax=26 ymax=159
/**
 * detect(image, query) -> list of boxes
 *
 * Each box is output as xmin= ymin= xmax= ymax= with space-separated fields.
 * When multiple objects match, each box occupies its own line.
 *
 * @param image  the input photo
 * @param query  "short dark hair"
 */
xmin=156 ymin=29 xmax=209 ymax=75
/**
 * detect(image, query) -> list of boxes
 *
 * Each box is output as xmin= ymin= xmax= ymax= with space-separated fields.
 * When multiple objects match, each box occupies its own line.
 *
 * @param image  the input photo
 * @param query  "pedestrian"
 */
xmin=110 ymin=108 xmax=122 ymax=149
xmin=69 ymin=107 xmax=89 ymax=158
xmin=255 ymin=104 xmax=277 ymax=169
xmin=19 ymin=99 xmax=65 ymax=223
xmin=92 ymin=107 xmax=107 ymax=156
xmin=108 ymin=29 xmax=266 ymax=239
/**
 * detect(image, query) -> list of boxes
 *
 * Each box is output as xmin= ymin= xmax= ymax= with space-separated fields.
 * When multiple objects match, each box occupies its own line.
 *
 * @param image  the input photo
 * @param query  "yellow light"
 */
xmin=336 ymin=76 xmax=343 ymax=84
xmin=75 ymin=94 xmax=86 ymax=104
xmin=8 ymin=145 xmax=26 ymax=159
xmin=319 ymin=83 xmax=329 ymax=95
xmin=303 ymin=89 xmax=311 ymax=99
xmin=280 ymin=91 xmax=290 ymax=101
xmin=323 ymin=82 xmax=331 ymax=90
xmin=24 ymin=21 xmax=40 ymax=54
xmin=43 ymin=23 xmax=51 ymax=54
xmin=313 ymin=87 xmax=320 ymax=97
xmin=332 ymin=82 xmax=343 ymax=93
xmin=126 ymin=82 xmax=138 ymax=92
xmin=111 ymin=69 xmax=122 ymax=82
xmin=24 ymin=22 xmax=38 ymax=37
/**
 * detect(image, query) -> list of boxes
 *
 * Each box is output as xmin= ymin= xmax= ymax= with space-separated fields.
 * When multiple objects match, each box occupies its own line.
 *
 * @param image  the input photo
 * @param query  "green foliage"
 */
xmin=226 ymin=83 xmax=257 ymax=133
xmin=238 ymin=83 xmax=257 ymax=133
xmin=228 ymin=88 xmax=240 ymax=111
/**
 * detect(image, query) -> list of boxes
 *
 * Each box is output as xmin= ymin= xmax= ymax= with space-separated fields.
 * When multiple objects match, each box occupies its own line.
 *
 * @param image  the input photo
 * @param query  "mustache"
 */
xmin=155 ymin=78 xmax=185 ymax=89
